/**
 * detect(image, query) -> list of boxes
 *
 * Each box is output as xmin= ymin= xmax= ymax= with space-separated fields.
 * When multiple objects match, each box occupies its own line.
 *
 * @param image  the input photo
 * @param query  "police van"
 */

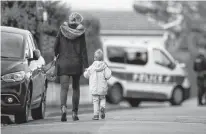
xmin=103 ymin=39 xmax=191 ymax=107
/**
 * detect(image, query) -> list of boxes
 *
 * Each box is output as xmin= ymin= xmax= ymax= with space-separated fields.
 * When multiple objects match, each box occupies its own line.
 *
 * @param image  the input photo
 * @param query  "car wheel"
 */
xmin=107 ymin=84 xmax=123 ymax=104
xmin=127 ymin=98 xmax=141 ymax=107
xmin=170 ymin=87 xmax=183 ymax=106
xmin=31 ymin=92 xmax=46 ymax=120
xmin=14 ymin=90 xmax=30 ymax=124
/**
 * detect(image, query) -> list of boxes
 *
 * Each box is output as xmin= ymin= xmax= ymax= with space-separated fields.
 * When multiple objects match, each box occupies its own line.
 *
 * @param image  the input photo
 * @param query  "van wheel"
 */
xmin=127 ymin=98 xmax=141 ymax=107
xmin=107 ymin=84 xmax=123 ymax=104
xmin=170 ymin=87 xmax=183 ymax=106
xmin=31 ymin=92 xmax=46 ymax=120
xmin=15 ymin=90 xmax=30 ymax=124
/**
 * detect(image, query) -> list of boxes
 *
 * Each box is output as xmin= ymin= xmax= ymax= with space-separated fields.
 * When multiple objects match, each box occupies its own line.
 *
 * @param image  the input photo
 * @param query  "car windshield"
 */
xmin=1 ymin=32 xmax=24 ymax=58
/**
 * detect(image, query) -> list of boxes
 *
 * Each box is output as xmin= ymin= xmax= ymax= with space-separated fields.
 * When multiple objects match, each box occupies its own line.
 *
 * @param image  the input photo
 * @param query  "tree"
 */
xmin=83 ymin=14 xmax=102 ymax=64
xmin=1 ymin=1 xmax=39 ymax=44
xmin=41 ymin=1 xmax=71 ymax=36
xmin=1 ymin=1 xmax=102 ymax=66
xmin=133 ymin=1 xmax=206 ymax=54
xmin=1 ymin=1 xmax=70 ymax=51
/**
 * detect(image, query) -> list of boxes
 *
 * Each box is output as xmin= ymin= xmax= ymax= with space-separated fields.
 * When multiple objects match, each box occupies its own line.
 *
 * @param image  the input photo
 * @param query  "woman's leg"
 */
xmin=60 ymin=75 xmax=70 ymax=121
xmin=72 ymin=75 xmax=80 ymax=120
xmin=60 ymin=75 xmax=70 ymax=106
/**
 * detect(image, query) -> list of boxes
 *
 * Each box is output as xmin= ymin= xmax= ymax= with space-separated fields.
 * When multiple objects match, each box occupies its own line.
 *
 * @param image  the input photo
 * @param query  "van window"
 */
xmin=107 ymin=47 xmax=125 ymax=63
xmin=153 ymin=49 xmax=172 ymax=67
xmin=125 ymin=48 xmax=148 ymax=65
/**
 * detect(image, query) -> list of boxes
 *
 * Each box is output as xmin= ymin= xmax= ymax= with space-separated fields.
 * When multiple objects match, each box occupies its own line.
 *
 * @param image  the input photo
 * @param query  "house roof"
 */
xmin=74 ymin=10 xmax=163 ymax=34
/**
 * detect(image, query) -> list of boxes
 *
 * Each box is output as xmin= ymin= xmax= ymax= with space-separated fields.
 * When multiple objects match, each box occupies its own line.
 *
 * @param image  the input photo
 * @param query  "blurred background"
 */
xmin=1 ymin=0 xmax=206 ymax=104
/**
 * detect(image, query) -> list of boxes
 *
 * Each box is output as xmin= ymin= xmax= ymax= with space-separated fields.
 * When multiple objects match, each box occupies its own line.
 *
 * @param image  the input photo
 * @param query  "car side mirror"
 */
xmin=33 ymin=49 xmax=41 ymax=60
xmin=25 ymin=50 xmax=33 ymax=60
xmin=25 ymin=53 xmax=30 ymax=59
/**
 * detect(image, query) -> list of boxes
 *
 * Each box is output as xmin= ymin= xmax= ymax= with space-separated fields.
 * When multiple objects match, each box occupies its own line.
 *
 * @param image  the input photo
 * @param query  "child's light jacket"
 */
xmin=84 ymin=61 xmax=112 ymax=95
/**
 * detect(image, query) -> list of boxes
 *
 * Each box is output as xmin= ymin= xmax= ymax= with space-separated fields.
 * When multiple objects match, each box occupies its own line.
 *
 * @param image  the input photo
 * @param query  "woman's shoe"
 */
xmin=61 ymin=106 xmax=67 ymax=122
xmin=100 ymin=108 xmax=105 ymax=119
xmin=72 ymin=112 xmax=79 ymax=121
xmin=92 ymin=115 xmax=99 ymax=120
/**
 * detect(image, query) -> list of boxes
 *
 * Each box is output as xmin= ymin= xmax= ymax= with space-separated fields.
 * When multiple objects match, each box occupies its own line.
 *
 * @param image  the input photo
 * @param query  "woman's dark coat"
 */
xmin=54 ymin=29 xmax=88 ymax=76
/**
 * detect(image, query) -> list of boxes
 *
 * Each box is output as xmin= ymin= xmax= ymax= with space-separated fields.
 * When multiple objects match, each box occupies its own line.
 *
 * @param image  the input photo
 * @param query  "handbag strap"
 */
xmin=44 ymin=54 xmax=59 ymax=72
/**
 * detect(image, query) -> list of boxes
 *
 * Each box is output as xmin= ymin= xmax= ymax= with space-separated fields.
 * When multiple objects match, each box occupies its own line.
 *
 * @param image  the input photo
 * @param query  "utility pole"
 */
xmin=36 ymin=0 xmax=48 ymax=54
xmin=36 ymin=0 xmax=43 ymax=52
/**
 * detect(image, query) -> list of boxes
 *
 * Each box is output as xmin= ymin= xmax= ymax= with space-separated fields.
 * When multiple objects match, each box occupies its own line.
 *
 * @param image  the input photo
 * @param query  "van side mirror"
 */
xmin=167 ymin=62 xmax=176 ymax=70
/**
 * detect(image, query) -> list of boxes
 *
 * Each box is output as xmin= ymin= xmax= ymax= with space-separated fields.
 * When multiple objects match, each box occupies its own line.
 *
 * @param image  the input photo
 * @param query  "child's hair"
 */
xmin=94 ymin=49 xmax=103 ymax=61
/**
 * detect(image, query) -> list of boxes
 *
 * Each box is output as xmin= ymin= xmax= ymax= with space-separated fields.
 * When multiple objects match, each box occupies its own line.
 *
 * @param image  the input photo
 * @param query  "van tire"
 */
xmin=170 ymin=87 xmax=183 ymax=106
xmin=107 ymin=84 xmax=123 ymax=104
xmin=127 ymin=98 xmax=141 ymax=107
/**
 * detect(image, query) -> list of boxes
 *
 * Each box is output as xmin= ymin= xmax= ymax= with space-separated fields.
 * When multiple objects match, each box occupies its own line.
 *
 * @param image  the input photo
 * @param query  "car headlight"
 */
xmin=2 ymin=71 xmax=25 ymax=82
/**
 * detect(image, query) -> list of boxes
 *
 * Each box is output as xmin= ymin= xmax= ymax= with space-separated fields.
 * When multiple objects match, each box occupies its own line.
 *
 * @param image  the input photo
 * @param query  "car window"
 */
xmin=1 ymin=32 xmax=24 ymax=58
xmin=107 ymin=46 xmax=125 ymax=64
xmin=125 ymin=48 xmax=148 ymax=65
xmin=27 ymin=36 xmax=34 ymax=58
xmin=25 ymin=41 xmax=31 ymax=58
xmin=153 ymin=49 xmax=172 ymax=67
xmin=29 ymin=35 xmax=37 ymax=50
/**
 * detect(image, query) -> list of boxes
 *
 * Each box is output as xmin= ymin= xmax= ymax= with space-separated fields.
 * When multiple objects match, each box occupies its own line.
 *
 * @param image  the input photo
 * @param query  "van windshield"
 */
xmin=1 ymin=32 xmax=24 ymax=58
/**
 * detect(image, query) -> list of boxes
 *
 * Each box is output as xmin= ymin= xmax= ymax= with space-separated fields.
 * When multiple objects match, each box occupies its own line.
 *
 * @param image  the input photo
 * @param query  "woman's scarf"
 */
xmin=60 ymin=23 xmax=85 ymax=40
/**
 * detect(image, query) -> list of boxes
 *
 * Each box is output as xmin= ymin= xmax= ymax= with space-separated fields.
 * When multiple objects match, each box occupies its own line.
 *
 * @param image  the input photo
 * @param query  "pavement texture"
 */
xmin=1 ymin=98 xmax=206 ymax=134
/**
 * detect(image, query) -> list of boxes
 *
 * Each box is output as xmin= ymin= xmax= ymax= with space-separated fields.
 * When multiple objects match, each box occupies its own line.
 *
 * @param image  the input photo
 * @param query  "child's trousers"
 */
xmin=92 ymin=95 xmax=106 ymax=116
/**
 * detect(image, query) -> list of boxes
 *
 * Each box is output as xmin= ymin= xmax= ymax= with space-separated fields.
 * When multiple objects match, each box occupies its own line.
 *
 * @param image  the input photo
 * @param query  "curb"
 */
xmin=46 ymin=104 xmax=127 ymax=117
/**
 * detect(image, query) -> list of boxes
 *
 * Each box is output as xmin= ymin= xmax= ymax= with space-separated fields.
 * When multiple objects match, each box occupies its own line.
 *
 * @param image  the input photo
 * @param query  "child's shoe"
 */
xmin=100 ymin=107 xmax=105 ymax=119
xmin=92 ymin=115 xmax=99 ymax=120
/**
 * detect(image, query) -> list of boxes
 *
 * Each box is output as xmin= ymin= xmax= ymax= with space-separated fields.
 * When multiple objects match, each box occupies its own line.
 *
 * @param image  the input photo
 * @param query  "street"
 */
xmin=1 ymin=98 xmax=206 ymax=134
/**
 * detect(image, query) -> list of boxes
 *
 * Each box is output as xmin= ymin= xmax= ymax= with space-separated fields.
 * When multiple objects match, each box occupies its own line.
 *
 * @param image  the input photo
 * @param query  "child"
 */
xmin=84 ymin=49 xmax=112 ymax=120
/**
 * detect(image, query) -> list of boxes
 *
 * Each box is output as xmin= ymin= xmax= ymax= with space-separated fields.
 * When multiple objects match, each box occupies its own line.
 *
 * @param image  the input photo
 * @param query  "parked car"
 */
xmin=1 ymin=26 xmax=48 ymax=124
xmin=103 ymin=39 xmax=191 ymax=107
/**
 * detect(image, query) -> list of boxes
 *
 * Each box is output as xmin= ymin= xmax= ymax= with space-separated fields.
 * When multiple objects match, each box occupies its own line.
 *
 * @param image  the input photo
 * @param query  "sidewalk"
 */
xmin=45 ymin=82 xmax=127 ymax=117
xmin=46 ymin=82 xmax=92 ymax=107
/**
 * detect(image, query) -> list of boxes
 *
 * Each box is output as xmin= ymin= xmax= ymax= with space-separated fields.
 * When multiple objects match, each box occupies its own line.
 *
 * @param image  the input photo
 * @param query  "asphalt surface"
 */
xmin=1 ymin=99 xmax=206 ymax=134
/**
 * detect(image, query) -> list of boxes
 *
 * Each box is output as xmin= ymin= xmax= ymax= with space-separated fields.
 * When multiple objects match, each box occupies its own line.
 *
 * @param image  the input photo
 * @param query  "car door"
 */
xmin=27 ymin=36 xmax=42 ymax=105
xmin=30 ymin=34 xmax=46 ymax=96
xmin=125 ymin=47 xmax=155 ymax=98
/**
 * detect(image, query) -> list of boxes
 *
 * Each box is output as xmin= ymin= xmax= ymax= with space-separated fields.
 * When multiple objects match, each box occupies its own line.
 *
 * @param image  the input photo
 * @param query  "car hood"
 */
xmin=1 ymin=58 xmax=28 ymax=76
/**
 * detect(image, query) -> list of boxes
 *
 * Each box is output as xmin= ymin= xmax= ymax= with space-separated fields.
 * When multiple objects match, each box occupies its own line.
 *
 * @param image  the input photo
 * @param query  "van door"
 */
xmin=149 ymin=48 xmax=178 ymax=99
xmin=106 ymin=46 xmax=127 ymax=96
xmin=124 ymin=47 xmax=155 ymax=99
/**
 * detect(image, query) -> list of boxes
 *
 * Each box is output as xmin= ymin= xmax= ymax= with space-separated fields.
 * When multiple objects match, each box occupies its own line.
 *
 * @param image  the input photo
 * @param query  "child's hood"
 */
xmin=92 ymin=61 xmax=107 ymax=72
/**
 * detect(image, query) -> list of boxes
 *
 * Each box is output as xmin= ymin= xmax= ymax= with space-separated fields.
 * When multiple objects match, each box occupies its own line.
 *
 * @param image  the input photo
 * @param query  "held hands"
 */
xmin=84 ymin=68 xmax=88 ymax=72
xmin=54 ymin=56 xmax=57 ymax=61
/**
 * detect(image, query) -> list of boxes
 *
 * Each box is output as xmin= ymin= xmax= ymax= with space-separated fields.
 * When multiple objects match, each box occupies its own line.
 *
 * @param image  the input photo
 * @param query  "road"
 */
xmin=1 ymin=99 xmax=206 ymax=134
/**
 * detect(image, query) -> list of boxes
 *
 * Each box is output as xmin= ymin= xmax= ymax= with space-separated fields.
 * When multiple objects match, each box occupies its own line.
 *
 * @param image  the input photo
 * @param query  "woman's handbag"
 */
xmin=43 ymin=55 xmax=59 ymax=81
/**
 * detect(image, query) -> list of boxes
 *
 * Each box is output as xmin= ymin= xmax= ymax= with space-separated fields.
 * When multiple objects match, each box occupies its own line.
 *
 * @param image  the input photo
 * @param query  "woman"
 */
xmin=54 ymin=12 xmax=88 ymax=122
